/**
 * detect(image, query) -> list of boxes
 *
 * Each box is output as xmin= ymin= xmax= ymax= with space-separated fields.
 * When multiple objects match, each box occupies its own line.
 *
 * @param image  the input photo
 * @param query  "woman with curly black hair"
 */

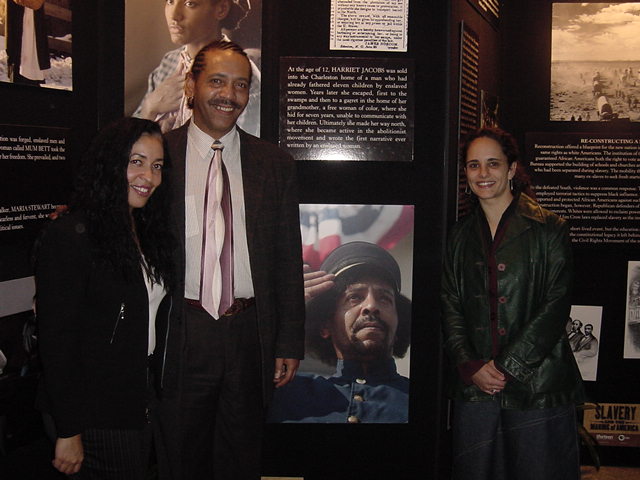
xmin=35 ymin=117 xmax=176 ymax=479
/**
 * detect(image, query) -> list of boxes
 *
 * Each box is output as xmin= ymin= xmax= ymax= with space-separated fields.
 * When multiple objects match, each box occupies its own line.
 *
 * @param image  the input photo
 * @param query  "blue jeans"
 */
xmin=452 ymin=399 xmax=580 ymax=480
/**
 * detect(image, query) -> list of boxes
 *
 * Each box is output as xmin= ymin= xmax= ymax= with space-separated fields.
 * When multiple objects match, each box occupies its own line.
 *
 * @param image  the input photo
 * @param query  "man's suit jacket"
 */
xmin=159 ymin=123 xmax=305 ymax=405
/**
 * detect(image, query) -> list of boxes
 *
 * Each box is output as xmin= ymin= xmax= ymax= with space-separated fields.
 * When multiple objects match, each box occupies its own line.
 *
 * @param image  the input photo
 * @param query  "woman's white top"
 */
xmin=143 ymin=262 xmax=167 ymax=356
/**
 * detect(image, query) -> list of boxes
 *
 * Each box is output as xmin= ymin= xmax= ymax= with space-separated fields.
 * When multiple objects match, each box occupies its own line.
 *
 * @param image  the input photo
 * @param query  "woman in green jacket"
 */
xmin=441 ymin=127 xmax=583 ymax=480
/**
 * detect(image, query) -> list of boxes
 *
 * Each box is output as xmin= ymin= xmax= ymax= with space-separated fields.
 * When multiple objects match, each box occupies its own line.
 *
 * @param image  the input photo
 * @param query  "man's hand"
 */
xmin=273 ymin=358 xmax=299 ymax=388
xmin=303 ymin=265 xmax=335 ymax=301
xmin=53 ymin=434 xmax=83 ymax=475
xmin=470 ymin=360 xmax=506 ymax=395
xmin=137 ymin=70 xmax=185 ymax=119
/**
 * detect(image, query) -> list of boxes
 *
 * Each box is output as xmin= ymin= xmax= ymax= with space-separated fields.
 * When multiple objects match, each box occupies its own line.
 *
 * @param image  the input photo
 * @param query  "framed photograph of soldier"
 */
xmin=268 ymin=203 xmax=414 ymax=423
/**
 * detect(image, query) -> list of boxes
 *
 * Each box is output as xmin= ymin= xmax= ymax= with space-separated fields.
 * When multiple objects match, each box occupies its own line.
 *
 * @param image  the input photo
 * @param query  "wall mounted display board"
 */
xmin=550 ymin=3 xmax=640 ymax=122
xmin=583 ymin=403 xmax=640 ymax=447
xmin=526 ymin=132 xmax=640 ymax=246
xmin=0 ymin=124 xmax=70 ymax=317
xmin=0 ymin=0 xmax=72 ymax=90
xmin=268 ymin=203 xmax=414 ymax=424
xmin=258 ymin=0 xmax=449 ymax=476
xmin=279 ymin=56 xmax=414 ymax=161
xmin=329 ymin=0 xmax=409 ymax=52
xmin=625 ymin=261 xmax=640 ymax=359
xmin=492 ymin=0 xmax=640 ymax=469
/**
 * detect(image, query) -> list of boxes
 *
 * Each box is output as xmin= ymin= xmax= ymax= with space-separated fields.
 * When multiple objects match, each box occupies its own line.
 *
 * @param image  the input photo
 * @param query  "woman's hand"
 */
xmin=53 ymin=434 xmax=84 ymax=475
xmin=471 ymin=360 xmax=506 ymax=395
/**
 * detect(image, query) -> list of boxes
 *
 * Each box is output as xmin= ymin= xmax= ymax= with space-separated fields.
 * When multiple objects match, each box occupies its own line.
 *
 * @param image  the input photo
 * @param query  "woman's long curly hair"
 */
xmin=69 ymin=117 xmax=175 ymax=290
xmin=460 ymin=127 xmax=536 ymax=199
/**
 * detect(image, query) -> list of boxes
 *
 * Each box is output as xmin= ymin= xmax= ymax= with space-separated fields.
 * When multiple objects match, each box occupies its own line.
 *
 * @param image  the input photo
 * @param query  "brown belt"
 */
xmin=184 ymin=297 xmax=255 ymax=316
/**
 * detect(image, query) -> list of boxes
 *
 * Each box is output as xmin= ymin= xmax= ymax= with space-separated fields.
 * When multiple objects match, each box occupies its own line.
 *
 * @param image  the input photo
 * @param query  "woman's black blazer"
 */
xmin=35 ymin=213 xmax=169 ymax=437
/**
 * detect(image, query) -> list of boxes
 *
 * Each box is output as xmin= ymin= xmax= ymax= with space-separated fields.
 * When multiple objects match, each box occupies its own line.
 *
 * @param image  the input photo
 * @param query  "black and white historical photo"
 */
xmin=567 ymin=305 xmax=602 ymax=381
xmin=551 ymin=3 xmax=640 ymax=122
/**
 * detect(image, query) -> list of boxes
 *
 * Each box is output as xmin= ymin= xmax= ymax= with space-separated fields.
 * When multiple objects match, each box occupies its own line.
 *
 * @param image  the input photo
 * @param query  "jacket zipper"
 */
xmin=110 ymin=302 xmax=125 ymax=344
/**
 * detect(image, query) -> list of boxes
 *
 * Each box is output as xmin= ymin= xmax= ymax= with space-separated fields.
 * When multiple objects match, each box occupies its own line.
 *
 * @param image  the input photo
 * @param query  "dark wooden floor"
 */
xmin=581 ymin=466 xmax=640 ymax=480
xmin=1 ymin=393 xmax=638 ymax=480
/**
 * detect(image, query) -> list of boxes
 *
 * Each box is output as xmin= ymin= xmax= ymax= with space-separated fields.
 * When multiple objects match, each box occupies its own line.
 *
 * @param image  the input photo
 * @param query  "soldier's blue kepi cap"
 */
xmin=319 ymin=241 xmax=402 ymax=293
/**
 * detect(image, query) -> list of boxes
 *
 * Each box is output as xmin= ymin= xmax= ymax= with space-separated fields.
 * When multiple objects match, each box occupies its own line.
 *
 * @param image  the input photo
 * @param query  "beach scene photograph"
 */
xmin=551 ymin=2 xmax=640 ymax=122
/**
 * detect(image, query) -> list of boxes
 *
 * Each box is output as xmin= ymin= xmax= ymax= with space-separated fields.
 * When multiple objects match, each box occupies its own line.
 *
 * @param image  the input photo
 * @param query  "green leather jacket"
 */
xmin=441 ymin=194 xmax=584 ymax=409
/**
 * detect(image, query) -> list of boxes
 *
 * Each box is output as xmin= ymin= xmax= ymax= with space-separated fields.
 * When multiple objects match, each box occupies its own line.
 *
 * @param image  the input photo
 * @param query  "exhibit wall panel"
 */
xmin=261 ymin=1 xmax=451 ymax=479
xmin=500 ymin=0 xmax=640 ymax=467
xmin=0 ymin=0 xmax=122 ymax=332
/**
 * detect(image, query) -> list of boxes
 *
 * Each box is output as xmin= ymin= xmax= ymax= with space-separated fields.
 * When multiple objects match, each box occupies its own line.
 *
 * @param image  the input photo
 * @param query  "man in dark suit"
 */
xmin=159 ymin=40 xmax=305 ymax=480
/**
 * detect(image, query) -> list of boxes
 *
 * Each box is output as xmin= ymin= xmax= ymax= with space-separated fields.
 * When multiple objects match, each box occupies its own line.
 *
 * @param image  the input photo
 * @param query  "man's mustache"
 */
xmin=207 ymin=98 xmax=243 ymax=110
xmin=352 ymin=314 xmax=389 ymax=335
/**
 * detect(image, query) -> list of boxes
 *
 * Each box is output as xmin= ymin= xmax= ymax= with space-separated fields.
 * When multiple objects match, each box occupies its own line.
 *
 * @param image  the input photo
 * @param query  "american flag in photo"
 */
xmin=300 ymin=204 xmax=414 ymax=270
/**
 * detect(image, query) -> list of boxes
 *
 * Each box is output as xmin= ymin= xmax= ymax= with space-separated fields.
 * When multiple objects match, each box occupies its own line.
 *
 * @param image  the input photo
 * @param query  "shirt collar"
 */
xmin=188 ymin=121 xmax=239 ymax=162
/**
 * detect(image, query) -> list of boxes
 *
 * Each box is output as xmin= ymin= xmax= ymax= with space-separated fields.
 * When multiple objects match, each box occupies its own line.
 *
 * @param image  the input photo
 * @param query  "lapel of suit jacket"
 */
xmin=238 ymin=128 xmax=266 ymax=251
xmin=165 ymin=123 xmax=189 ymax=281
